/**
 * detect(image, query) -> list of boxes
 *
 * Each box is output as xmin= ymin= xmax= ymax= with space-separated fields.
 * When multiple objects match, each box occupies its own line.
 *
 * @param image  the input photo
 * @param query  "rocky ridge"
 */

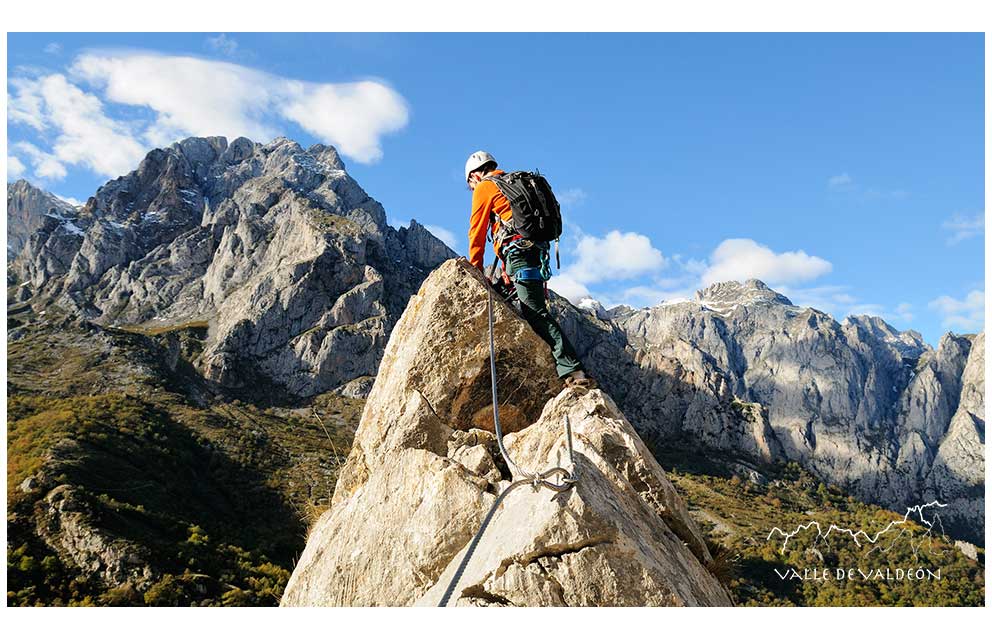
xmin=281 ymin=259 xmax=731 ymax=606
xmin=7 ymin=179 xmax=78 ymax=266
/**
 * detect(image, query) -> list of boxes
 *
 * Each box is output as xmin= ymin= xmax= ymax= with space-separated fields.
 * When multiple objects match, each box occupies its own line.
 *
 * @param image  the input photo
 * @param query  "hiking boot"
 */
xmin=563 ymin=370 xmax=597 ymax=390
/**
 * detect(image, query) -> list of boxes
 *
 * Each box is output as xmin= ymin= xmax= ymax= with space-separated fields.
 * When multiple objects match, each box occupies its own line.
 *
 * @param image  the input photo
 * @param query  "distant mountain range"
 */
xmin=554 ymin=280 xmax=983 ymax=541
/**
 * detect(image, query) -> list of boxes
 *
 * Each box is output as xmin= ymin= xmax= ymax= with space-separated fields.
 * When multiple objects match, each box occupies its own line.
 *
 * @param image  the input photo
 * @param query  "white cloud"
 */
xmin=775 ymin=284 xmax=853 ymax=315
xmin=54 ymin=193 xmax=84 ymax=207
xmin=671 ymin=253 xmax=708 ymax=275
xmin=894 ymin=302 xmax=914 ymax=323
xmin=560 ymin=237 xmax=829 ymax=311
xmin=8 ymin=77 xmax=48 ymax=129
xmin=772 ymin=285 xmax=917 ymax=328
xmin=928 ymin=290 xmax=984 ymax=332
xmin=941 ymin=213 xmax=984 ymax=245
xmin=700 ymin=238 xmax=832 ymax=287
xmin=547 ymin=272 xmax=591 ymax=303
xmin=619 ymin=285 xmax=697 ymax=308
xmin=206 ymin=34 xmax=239 ymax=57
xmin=44 ymin=42 xmax=63 ymax=55
xmin=562 ymin=230 xmax=666 ymax=285
xmin=828 ymin=173 xmax=852 ymax=188
xmin=7 ymin=155 xmax=26 ymax=179
xmin=280 ymin=80 xmax=408 ymax=163
xmin=12 ymin=141 xmax=68 ymax=180
xmin=423 ymin=223 xmax=459 ymax=252
xmin=9 ymin=74 xmax=147 ymax=179
xmin=71 ymin=53 xmax=280 ymax=146
xmin=72 ymin=51 xmax=408 ymax=163
xmin=557 ymin=188 xmax=587 ymax=207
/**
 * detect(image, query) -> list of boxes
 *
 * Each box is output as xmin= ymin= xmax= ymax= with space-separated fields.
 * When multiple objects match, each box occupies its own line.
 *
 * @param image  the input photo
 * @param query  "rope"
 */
xmin=437 ymin=277 xmax=578 ymax=607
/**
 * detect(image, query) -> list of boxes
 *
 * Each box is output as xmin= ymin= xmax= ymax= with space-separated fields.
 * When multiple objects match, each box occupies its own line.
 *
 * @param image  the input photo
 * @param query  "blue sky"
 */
xmin=6 ymin=33 xmax=985 ymax=346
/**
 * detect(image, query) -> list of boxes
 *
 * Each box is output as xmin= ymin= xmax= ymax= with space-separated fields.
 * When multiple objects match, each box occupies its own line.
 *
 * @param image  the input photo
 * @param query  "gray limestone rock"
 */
xmin=6 ymin=179 xmax=78 ymax=265
xmin=558 ymin=280 xmax=984 ymax=541
xmin=13 ymin=137 xmax=457 ymax=397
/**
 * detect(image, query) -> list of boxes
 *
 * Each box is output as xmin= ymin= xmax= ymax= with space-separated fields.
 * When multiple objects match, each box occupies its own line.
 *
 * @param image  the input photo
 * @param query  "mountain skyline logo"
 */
xmin=766 ymin=501 xmax=949 ymax=560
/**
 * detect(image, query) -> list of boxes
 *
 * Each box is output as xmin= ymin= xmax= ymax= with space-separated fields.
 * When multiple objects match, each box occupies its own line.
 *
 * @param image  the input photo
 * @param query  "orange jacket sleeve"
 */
xmin=468 ymin=182 xmax=496 ymax=271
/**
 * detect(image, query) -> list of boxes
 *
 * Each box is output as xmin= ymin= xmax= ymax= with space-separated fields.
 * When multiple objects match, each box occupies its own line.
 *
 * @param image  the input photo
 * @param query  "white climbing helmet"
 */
xmin=464 ymin=150 xmax=497 ymax=183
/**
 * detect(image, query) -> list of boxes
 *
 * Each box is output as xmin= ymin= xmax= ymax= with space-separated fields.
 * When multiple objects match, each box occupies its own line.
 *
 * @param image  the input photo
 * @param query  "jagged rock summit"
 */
xmin=7 ymin=179 xmax=77 ymax=264
xmin=12 ymin=136 xmax=456 ymax=398
xmin=280 ymin=258 xmax=731 ymax=606
xmin=694 ymin=278 xmax=794 ymax=310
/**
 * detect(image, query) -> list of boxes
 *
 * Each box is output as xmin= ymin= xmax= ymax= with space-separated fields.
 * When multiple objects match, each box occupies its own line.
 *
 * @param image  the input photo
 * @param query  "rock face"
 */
xmin=557 ymin=279 xmax=985 ymax=541
xmin=36 ymin=483 xmax=156 ymax=591
xmin=12 ymin=137 xmax=456 ymax=397
xmin=7 ymin=179 xmax=77 ymax=263
xmin=280 ymin=259 xmax=730 ymax=606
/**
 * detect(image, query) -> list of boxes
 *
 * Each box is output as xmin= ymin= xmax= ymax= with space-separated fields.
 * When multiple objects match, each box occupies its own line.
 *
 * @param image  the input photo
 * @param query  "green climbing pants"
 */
xmin=503 ymin=244 xmax=584 ymax=379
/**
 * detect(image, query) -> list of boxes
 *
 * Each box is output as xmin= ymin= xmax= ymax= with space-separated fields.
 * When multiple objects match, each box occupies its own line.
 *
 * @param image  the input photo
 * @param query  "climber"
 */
xmin=464 ymin=150 xmax=595 ymax=389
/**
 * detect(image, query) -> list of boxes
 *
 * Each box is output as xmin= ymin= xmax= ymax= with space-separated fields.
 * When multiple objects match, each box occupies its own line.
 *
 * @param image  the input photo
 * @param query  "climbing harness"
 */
xmin=437 ymin=274 xmax=579 ymax=607
xmin=500 ymin=237 xmax=554 ymax=283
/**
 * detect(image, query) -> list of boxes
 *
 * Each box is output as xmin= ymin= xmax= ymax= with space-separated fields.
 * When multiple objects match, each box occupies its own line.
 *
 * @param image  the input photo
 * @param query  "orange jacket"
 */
xmin=468 ymin=169 xmax=516 ymax=271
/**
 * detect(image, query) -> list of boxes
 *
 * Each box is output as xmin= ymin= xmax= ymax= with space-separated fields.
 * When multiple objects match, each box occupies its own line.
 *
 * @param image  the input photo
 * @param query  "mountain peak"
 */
xmin=7 ymin=180 xmax=79 ymax=262
xmin=842 ymin=314 xmax=929 ymax=358
xmin=694 ymin=279 xmax=793 ymax=308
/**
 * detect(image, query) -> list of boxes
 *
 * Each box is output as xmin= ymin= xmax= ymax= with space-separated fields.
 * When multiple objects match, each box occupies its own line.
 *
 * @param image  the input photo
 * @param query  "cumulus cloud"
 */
xmin=7 ymin=50 xmax=410 ymax=181
xmin=547 ymin=272 xmax=592 ymax=303
xmin=671 ymin=253 xmax=708 ymax=275
xmin=12 ymin=141 xmax=68 ymax=180
xmin=562 ymin=230 xmax=666 ymax=285
xmin=553 ymin=231 xmax=918 ymax=334
xmin=9 ymin=74 xmax=153 ymax=178
xmin=941 ymin=213 xmax=984 ymax=245
xmin=621 ymin=285 xmax=698 ymax=308
xmin=700 ymin=238 xmax=832 ymax=287
xmin=929 ymin=290 xmax=985 ymax=332
xmin=7 ymin=155 xmax=26 ymax=179
xmin=8 ymin=77 xmax=47 ymax=129
xmin=72 ymin=51 xmax=408 ymax=163
xmin=44 ymin=42 xmax=63 ymax=55
xmin=280 ymin=79 xmax=409 ymax=163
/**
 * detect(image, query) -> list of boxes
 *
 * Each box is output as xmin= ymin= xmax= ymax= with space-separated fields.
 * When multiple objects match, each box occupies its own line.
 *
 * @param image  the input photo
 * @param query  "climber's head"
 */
xmin=464 ymin=150 xmax=497 ymax=191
